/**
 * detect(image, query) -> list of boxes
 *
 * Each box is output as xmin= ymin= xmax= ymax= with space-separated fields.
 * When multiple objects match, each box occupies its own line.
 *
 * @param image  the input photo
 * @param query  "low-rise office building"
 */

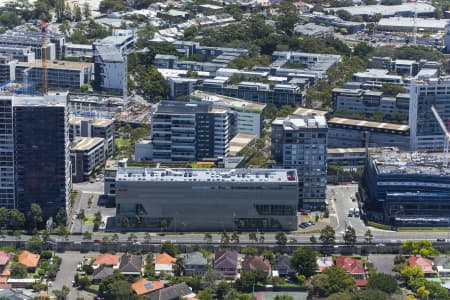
xmin=115 ymin=168 xmax=298 ymax=231
xmin=189 ymin=90 xmax=265 ymax=137
xmin=69 ymin=116 xmax=115 ymax=156
xmin=332 ymin=88 xmax=409 ymax=120
xmin=362 ymin=149 xmax=450 ymax=226
xmin=328 ymin=117 xmax=410 ymax=150
xmin=70 ymin=137 xmax=106 ymax=183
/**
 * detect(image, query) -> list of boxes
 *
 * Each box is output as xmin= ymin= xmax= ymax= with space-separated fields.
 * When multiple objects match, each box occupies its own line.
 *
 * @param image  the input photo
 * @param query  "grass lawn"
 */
xmin=84 ymin=215 xmax=95 ymax=225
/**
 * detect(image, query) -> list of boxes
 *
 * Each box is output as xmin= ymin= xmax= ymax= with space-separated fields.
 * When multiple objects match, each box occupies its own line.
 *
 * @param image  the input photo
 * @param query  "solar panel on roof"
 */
xmin=144 ymin=283 xmax=154 ymax=290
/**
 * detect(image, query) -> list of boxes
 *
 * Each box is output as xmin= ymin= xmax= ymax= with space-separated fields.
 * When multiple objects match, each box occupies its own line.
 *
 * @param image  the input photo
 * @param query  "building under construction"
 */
xmin=362 ymin=148 xmax=450 ymax=227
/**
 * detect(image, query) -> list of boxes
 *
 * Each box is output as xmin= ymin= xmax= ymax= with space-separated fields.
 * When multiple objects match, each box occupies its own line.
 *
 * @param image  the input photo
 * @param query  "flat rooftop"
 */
xmin=329 ymin=3 xmax=435 ymax=16
xmin=17 ymin=60 xmax=92 ymax=70
xmin=190 ymin=90 xmax=266 ymax=112
xmin=71 ymin=137 xmax=104 ymax=151
xmin=372 ymin=149 xmax=450 ymax=176
xmin=156 ymin=101 xmax=211 ymax=114
xmin=116 ymin=168 xmax=298 ymax=183
xmin=273 ymin=114 xmax=327 ymax=130
xmin=229 ymin=133 xmax=257 ymax=156
xmin=328 ymin=117 xmax=409 ymax=131
xmin=69 ymin=116 xmax=114 ymax=127
xmin=1 ymin=92 xmax=68 ymax=107
xmin=327 ymin=147 xmax=387 ymax=154
xmin=293 ymin=107 xmax=328 ymax=116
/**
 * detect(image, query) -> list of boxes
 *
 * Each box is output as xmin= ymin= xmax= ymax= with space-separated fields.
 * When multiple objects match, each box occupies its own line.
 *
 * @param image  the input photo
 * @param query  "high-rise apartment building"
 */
xmin=271 ymin=111 xmax=328 ymax=209
xmin=409 ymin=78 xmax=450 ymax=151
xmin=149 ymin=101 xmax=229 ymax=162
xmin=0 ymin=93 xmax=70 ymax=219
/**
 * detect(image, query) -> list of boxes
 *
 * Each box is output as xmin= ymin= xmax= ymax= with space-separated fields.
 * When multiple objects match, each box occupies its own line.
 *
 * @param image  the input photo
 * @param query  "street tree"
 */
xmin=111 ymin=233 xmax=119 ymax=241
xmin=290 ymin=246 xmax=318 ymax=277
xmin=364 ymin=229 xmax=373 ymax=244
xmin=203 ymin=233 xmax=212 ymax=243
xmin=160 ymin=240 xmax=179 ymax=257
xmin=231 ymin=231 xmax=240 ymax=244
xmin=310 ymin=235 xmax=317 ymax=244
xmin=221 ymin=231 xmax=230 ymax=245
xmin=249 ymin=232 xmax=257 ymax=243
xmin=259 ymin=233 xmax=265 ymax=244
xmin=319 ymin=225 xmax=335 ymax=246
xmin=275 ymin=232 xmax=287 ymax=246
xmin=53 ymin=285 xmax=70 ymax=300
xmin=82 ymin=231 xmax=92 ymax=240
xmin=343 ymin=226 xmax=357 ymax=246
xmin=27 ymin=203 xmax=42 ymax=232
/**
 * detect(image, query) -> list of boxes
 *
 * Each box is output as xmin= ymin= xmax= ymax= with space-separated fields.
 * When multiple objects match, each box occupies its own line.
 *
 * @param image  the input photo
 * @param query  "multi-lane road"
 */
xmin=35 ymin=182 xmax=447 ymax=246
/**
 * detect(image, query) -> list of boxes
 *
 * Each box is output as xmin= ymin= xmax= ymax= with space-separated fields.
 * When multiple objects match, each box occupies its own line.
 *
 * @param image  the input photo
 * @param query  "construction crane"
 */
xmin=38 ymin=19 xmax=48 ymax=94
xmin=431 ymin=105 xmax=450 ymax=167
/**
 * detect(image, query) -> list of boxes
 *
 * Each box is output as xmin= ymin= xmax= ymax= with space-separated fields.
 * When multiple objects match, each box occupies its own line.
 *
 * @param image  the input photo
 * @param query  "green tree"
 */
xmin=342 ymin=226 xmax=357 ymax=246
xmin=249 ymin=232 xmax=257 ymax=243
xmin=241 ymin=246 xmax=257 ymax=256
xmin=203 ymin=233 xmax=212 ymax=243
xmin=368 ymin=273 xmax=398 ymax=294
xmin=82 ymin=231 xmax=92 ymax=240
xmin=381 ymin=83 xmax=405 ymax=96
xmin=311 ymin=266 xmax=356 ymax=297
xmin=99 ymin=0 xmax=126 ymax=13
xmin=400 ymin=265 xmax=424 ymax=286
xmin=290 ymin=246 xmax=318 ymax=277
xmin=354 ymin=289 xmax=388 ymax=300
xmin=55 ymin=0 xmax=65 ymax=21
xmin=82 ymin=2 xmax=90 ymax=18
xmin=78 ymin=276 xmax=90 ymax=289
xmin=53 ymin=285 xmax=70 ymax=300
xmin=236 ymin=269 xmax=268 ymax=292
xmin=353 ymin=42 xmax=374 ymax=58
xmin=10 ymin=262 xmax=27 ymax=278
xmin=319 ymin=225 xmax=335 ymax=247
xmin=231 ymin=231 xmax=240 ymax=244
xmin=184 ymin=26 xmax=198 ymax=40
xmin=99 ymin=273 xmax=133 ymax=300
xmin=276 ymin=2 xmax=298 ymax=35
xmin=55 ymin=208 xmax=67 ymax=226
xmin=275 ymin=232 xmax=287 ymax=246
xmin=274 ymin=296 xmax=294 ymax=300
xmin=160 ymin=240 xmax=179 ymax=257
xmin=174 ymin=258 xmax=185 ymax=276
xmin=137 ymin=23 xmax=156 ymax=48
xmin=364 ymin=229 xmax=373 ymax=244
xmin=336 ymin=9 xmax=352 ymax=21
xmin=221 ymin=231 xmax=230 ymax=245
xmin=27 ymin=203 xmax=42 ymax=232
xmin=310 ymin=235 xmax=317 ymax=244
xmin=27 ymin=236 xmax=43 ymax=254
xmin=73 ymin=4 xmax=82 ymax=21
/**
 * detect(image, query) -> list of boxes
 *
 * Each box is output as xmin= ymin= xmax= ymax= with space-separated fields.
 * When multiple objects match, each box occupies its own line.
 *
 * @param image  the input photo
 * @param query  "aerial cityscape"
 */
xmin=1 ymin=0 xmax=450 ymax=299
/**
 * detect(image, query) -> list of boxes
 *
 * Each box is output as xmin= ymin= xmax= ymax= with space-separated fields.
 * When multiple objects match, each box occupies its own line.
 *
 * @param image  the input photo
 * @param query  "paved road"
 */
xmin=49 ymin=251 xmax=97 ymax=300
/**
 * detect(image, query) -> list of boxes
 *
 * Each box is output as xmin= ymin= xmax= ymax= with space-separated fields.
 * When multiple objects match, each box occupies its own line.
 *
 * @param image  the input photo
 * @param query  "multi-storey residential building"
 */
xmin=93 ymin=45 xmax=126 ymax=92
xmin=70 ymin=137 xmax=105 ymax=183
xmin=271 ymin=111 xmax=328 ymax=209
xmin=0 ymin=93 xmax=70 ymax=219
xmin=0 ymin=45 xmax=35 ymax=62
xmin=409 ymin=78 xmax=450 ymax=151
xmin=362 ymin=149 xmax=450 ymax=226
xmin=148 ymin=101 xmax=229 ymax=161
xmin=189 ymin=90 xmax=265 ymax=137
xmin=115 ymin=168 xmax=298 ymax=231
xmin=69 ymin=116 xmax=115 ymax=156
xmin=332 ymin=88 xmax=409 ymax=120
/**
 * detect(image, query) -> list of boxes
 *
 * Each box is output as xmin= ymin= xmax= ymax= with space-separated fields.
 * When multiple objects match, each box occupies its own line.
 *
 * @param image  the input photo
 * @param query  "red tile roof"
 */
xmin=94 ymin=254 xmax=119 ymax=266
xmin=0 ymin=252 xmax=10 ymax=266
xmin=408 ymin=256 xmax=436 ymax=274
xmin=155 ymin=252 xmax=176 ymax=265
xmin=335 ymin=256 xmax=365 ymax=274
xmin=243 ymin=256 xmax=272 ymax=274
xmin=18 ymin=251 xmax=40 ymax=268
xmin=131 ymin=279 xmax=164 ymax=295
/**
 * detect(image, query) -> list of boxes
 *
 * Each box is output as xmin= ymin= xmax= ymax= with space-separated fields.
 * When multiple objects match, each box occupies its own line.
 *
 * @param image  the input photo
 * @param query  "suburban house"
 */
xmin=408 ymin=256 xmax=437 ymax=276
xmin=119 ymin=254 xmax=142 ymax=276
xmin=317 ymin=257 xmax=334 ymax=273
xmin=92 ymin=266 xmax=114 ymax=283
xmin=131 ymin=279 xmax=164 ymax=296
xmin=214 ymin=250 xmax=238 ymax=279
xmin=147 ymin=282 xmax=195 ymax=300
xmin=155 ymin=252 xmax=177 ymax=275
xmin=93 ymin=254 xmax=120 ymax=269
xmin=183 ymin=251 xmax=208 ymax=276
xmin=18 ymin=251 xmax=40 ymax=271
xmin=0 ymin=252 xmax=10 ymax=277
xmin=242 ymin=256 xmax=272 ymax=275
xmin=434 ymin=256 xmax=450 ymax=277
xmin=335 ymin=256 xmax=367 ymax=286
xmin=274 ymin=255 xmax=295 ymax=277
